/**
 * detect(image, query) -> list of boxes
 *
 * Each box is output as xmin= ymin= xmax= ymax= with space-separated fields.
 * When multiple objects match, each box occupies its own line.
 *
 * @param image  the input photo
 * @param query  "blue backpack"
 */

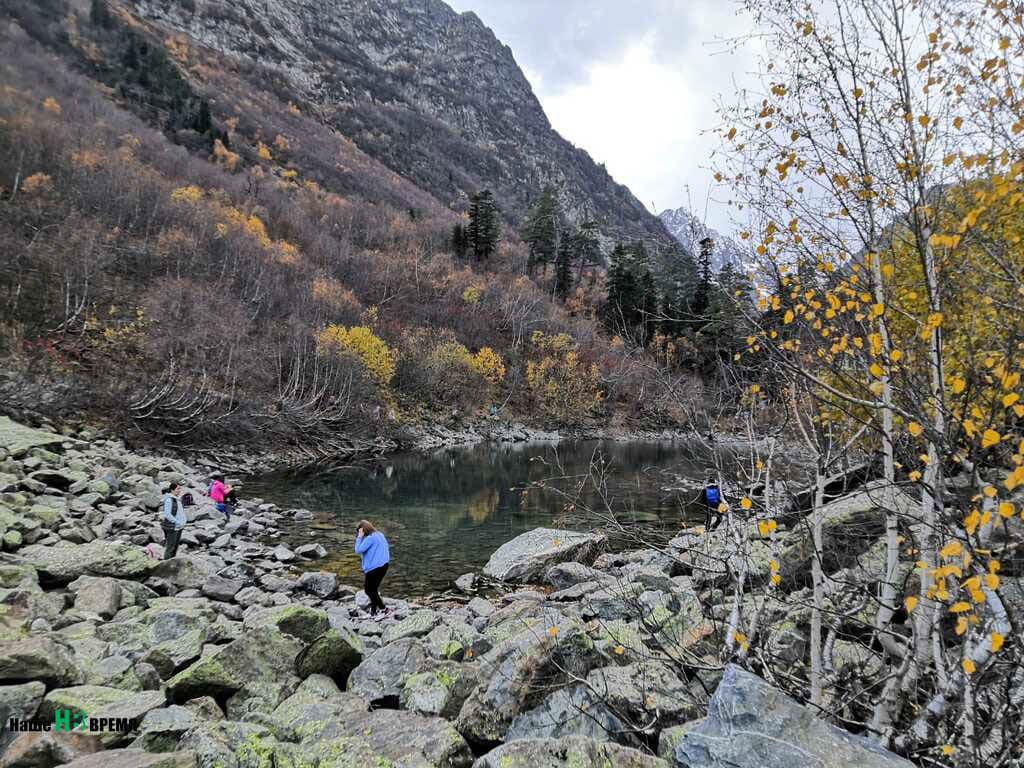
xmin=706 ymin=486 xmax=721 ymax=505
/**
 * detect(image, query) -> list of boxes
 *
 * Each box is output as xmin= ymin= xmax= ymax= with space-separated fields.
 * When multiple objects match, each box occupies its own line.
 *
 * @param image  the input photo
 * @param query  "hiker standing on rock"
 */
xmin=161 ymin=482 xmax=186 ymax=559
xmin=208 ymin=471 xmax=233 ymax=522
xmin=702 ymin=473 xmax=726 ymax=532
xmin=355 ymin=519 xmax=391 ymax=619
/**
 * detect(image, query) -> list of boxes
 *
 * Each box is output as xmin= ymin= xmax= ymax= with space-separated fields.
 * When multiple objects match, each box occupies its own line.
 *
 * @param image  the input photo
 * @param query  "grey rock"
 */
xmin=165 ymin=626 xmax=304 ymax=704
xmin=382 ymin=609 xmax=440 ymax=644
xmin=467 ymin=597 xmax=496 ymax=619
xmin=271 ymin=544 xmax=295 ymax=562
xmin=348 ymin=637 xmax=429 ymax=705
xmin=233 ymin=586 xmax=264 ymax=607
xmin=585 ymin=662 xmax=702 ymax=737
xmin=133 ymin=705 xmax=199 ymax=752
xmin=201 ymin=576 xmax=243 ymax=602
xmin=506 ymin=684 xmax=627 ymax=744
xmin=294 ymin=542 xmax=327 ymax=559
xmin=70 ymin=576 xmax=123 ymax=619
xmin=455 ymin=572 xmax=477 ymax=593
xmin=483 ymin=528 xmax=606 ymax=582
xmin=475 ymin=736 xmax=668 ymax=767
xmin=0 ymin=418 xmax=65 ymax=458
xmin=0 ymin=681 xmax=46 ymax=751
xmin=242 ymin=604 xmax=329 ymax=642
xmin=0 ymin=636 xmax=82 ymax=687
xmin=57 ymin=747 xmax=197 ymax=768
xmin=456 ymin=618 xmax=602 ymax=745
xmin=298 ymin=570 xmax=337 ymax=598
xmin=295 ymin=627 xmax=364 ymax=683
xmin=545 ymin=562 xmax=609 ymax=591
xmin=151 ymin=557 xmax=219 ymax=592
xmin=673 ymin=665 xmax=914 ymax=768
xmin=401 ymin=662 xmax=480 ymax=720
xmin=18 ymin=541 xmax=154 ymax=583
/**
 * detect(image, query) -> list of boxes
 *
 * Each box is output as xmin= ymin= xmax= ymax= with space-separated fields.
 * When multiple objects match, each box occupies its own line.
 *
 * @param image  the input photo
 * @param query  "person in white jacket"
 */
xmin=161 ymin=482 xmax=187 ymax=559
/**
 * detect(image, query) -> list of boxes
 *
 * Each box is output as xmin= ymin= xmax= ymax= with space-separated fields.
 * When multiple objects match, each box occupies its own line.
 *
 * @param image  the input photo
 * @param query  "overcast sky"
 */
xmin=445 ymin=0 xmax=760 ymax=234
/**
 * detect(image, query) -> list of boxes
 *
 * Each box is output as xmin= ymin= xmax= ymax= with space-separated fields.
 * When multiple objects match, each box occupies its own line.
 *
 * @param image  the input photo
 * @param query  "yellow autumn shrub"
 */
xmin=526 ymin=348 xmax=602 ymax=424
xmin=469 ymin=347 xmax=505 ymax=385
xmin=316 ymin=325 xmax=397 ymax=386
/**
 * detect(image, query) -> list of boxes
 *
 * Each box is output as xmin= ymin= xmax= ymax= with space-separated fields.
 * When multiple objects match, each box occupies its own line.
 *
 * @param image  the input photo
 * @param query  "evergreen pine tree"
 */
xmin=554 ymin=234 xmax=574 ymax=301
xmin=638 ymin=267 xmax=657 ymax=346
xmin=451 ymin=223 xmax=467 ymax=259
xmin=194 ymin=98 xmax=212 ymax=134
xmin=574 ymin=220 xmax=601 ymax=284
xmin=467 ymin=190 xmax=499 ymax=261
xmin=602 ymin=244 xmax=639 ymax=336
xmin=522 ymin=186 xmax=560 ymax=275
xmin=691 ymin=236 xmax=715 ymax=329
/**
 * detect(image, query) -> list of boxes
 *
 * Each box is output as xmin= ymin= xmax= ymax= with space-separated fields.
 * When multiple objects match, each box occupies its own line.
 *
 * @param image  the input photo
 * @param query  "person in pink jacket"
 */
xmin=208 ymin=471 xmax=232 ymax=522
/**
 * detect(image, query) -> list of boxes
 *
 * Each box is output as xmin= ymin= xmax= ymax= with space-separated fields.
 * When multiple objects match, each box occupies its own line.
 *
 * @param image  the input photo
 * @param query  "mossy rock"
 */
xmin=37 ymin=685 xmax=135 ymax=720
xmin=167 ymin=627 xmax=303 ymax=704
xmin=380 ymin=610 xmax=439 ymax=644
xmin=243 ymin=605 xmax=330 ymax=643
xmin=295 ymin=627 xmax=363 ymax=682
xmin=19 ymin=540 xmax=155 ymax=583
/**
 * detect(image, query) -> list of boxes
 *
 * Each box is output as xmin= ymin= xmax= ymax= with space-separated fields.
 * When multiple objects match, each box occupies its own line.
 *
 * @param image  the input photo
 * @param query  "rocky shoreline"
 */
xmin=0 ymin=416 xmax=916 ymax=767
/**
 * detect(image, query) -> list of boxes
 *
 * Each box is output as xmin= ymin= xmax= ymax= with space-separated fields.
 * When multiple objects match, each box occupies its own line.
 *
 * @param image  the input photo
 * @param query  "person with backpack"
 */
xmin=702 ymin=474 xmax=726 ymax=532
xmin=208 ymin=472 xmax=233 ymax=522
xmin=161 ymin=482 xmax=187 ymax=559
xmin=354 ymin=519 xmax=391 ymax=619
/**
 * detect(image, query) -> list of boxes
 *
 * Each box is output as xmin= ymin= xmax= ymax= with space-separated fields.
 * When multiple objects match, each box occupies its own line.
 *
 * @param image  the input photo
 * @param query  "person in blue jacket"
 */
xmin=355 ymin=519 xmax=391 ymax=618
xmin=161 ymin=482 xmax=187 ymax=559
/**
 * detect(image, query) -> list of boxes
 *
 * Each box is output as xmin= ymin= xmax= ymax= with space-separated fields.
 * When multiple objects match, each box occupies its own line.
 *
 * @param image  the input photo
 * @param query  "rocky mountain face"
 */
xmin=659 ymin=205 xmax=747 ymax=271
xmin=126 ymin=0 xmax=672 ymax=247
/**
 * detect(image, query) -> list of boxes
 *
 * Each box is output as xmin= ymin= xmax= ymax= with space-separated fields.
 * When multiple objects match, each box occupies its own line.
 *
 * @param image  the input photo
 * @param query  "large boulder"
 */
xmin=266 ymin=676 xmax=367 ymax=742
xmin=0 ymin=636 xmax=83 ymax=687
xmin=0 ymin=681 xmax=46 ymax=751
xmin=311 ymin=709 xmax=473 ymax=768
xmin=382 ymin=609 xmax=441 ymax=644
xmin=777 ymin=480 xmax=915 ymax=589
xmin=59 ymin=748 xmax=196 ymax=768
xmin=505 ymin=685 xmax=627 ymax=743
xmin=401 ymin=662 xmax=481 ymax=720
xmin=474 ymin=736 xmax=669 ymax=767
xmin=242 ymin=604 xmax=329 ymax=643
xmin=483 ymin=528 xmax=607 ymax=583
xmin=18 ymin=541 xmax=154 ymax=583
xmin=0 ymin=418 xmax=65 ymax=458
xmin=150 ymin=557 xmax=219 ymax=592
xmin=673 ymin=665 xmax=915 ymax=768
xmin=424 ymin=621 xmax=490 ymax=661
xmin=584 ymin=662 xmax=702 ymax=738
xmin=70 ymin=576 xmax=123 ymax=619
xmin=455 ymin=619 xmax=602 ymax=746
xmin=348 ymin=637 xmax=429 ymax=706
xmin=165 ymin=627 xmax=303 ymax=704
xmin=200 ymin=576 xmax=242 ymax=602
xmin=544 ymin=562 xmax=610 ymax=591
xmin=294 ymin=627 xmax=364 ymax=683
xmin=0 ymin=730 xmax=104 ymax=768
xmin=132 ymin=699 xmax=224 ymax=753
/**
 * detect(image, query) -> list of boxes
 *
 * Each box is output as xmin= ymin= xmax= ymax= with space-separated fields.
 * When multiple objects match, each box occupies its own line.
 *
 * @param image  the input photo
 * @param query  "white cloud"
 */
xmin=447 ymin=0 xmax=761 ymax=234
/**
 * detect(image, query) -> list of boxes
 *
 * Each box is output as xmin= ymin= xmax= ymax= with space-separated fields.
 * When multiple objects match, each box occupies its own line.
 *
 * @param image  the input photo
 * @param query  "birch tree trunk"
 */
xmin=810 ymin=465 xmax=826 ymax=707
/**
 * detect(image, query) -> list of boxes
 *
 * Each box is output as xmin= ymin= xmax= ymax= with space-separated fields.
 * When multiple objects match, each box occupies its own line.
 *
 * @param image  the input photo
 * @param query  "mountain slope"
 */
xmin=126 ymin=0 xmax=672 ymax=247
xmin=659 ymin=206 xmax=747 ymax=271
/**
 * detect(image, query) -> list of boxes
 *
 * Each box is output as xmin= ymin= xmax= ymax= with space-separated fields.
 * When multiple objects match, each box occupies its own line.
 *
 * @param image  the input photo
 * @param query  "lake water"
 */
xmin=243 ymin=439 xmax=726 ymax=597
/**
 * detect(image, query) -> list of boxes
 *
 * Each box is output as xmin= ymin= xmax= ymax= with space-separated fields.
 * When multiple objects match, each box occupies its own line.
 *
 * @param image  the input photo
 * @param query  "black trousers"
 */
xmin=704 ymin=507 xmax=724 ymax=532
xmin=162 ymin=523 xmax=182 ymax=559
xmin=364 ymin=563 xmax=389 ymax=613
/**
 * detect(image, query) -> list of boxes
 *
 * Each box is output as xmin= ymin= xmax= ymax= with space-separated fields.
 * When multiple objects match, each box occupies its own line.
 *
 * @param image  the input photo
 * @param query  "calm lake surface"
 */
xmin=243 ymin=439 xmax=725 ymax=597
